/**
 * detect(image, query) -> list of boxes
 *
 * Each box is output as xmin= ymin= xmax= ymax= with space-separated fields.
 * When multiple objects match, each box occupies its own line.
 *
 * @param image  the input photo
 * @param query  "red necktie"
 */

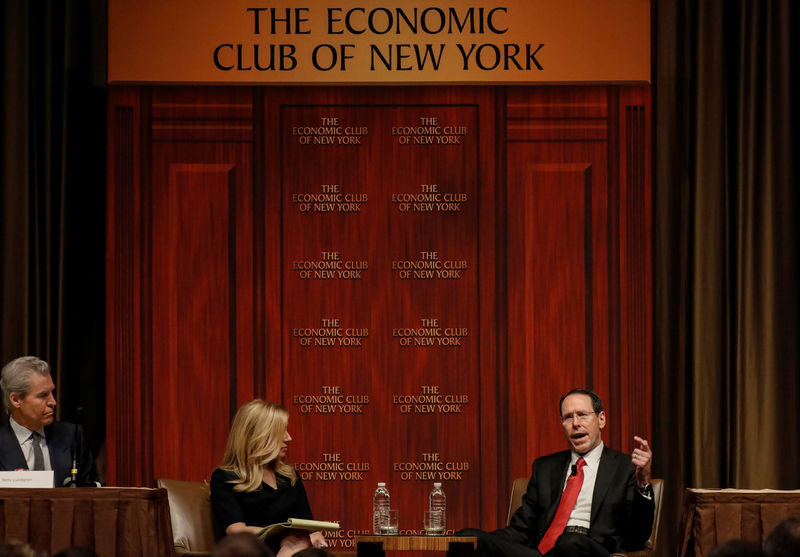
xmin=538 ymin=457 xmax=586 ymax=554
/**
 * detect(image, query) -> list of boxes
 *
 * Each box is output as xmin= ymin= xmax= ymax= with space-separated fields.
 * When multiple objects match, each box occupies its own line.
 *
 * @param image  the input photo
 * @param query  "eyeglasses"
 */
xmin=560 ymin=411 xmax=595 ymax=424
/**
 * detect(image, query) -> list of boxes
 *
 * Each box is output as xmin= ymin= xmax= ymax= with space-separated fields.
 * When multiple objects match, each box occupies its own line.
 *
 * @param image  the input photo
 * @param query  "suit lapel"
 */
xmin=544 ymin=451 xmax=572 ymax=526
xmin=45 ymin=423 xmax=72 ymax=485
xmin=0 ymin=422 xmax=30 ymax=470
xmin=591 ymin=446 xmax=616 ymax=520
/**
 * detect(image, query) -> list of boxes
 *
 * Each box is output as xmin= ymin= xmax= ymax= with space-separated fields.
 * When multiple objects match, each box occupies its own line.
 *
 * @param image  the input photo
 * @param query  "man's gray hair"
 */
xmin=0 ymin=356 xmax=51 ymax=412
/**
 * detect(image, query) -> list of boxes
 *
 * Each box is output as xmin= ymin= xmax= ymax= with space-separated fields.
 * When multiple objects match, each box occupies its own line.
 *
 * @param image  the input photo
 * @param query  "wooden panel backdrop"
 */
xmin=106 ymin=85 xmax=650 ymax=548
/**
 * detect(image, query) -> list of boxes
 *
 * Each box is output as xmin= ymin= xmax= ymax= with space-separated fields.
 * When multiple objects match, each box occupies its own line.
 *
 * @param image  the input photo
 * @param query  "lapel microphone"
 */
xmin=571 ymin=464 xmax=578 ymax=476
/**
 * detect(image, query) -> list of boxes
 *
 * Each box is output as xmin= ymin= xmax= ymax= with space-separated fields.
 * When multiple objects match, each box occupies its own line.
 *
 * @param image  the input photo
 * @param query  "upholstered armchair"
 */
xmin=506 ymin=477 xmax=664 ymax=557
xmin=158 ymin=478 xmax=223 ymax=556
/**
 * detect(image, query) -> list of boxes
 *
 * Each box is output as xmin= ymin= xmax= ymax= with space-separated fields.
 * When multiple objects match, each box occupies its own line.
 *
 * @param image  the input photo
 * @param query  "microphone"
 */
xmin=63 ymin=406 xmax=83 ymax=487
xmin=570 ymin=464 xmax=578 ymax=477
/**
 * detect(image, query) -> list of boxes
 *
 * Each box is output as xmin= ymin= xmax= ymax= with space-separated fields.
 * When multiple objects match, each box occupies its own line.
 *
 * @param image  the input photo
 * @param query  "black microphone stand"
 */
xmin=62 ymin=406 xmax=82 ymax=487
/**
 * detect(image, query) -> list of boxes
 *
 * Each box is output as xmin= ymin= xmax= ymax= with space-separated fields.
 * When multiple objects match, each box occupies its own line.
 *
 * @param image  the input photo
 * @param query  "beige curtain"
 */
xmin=654 ymin=1 xmax=799 ymax=555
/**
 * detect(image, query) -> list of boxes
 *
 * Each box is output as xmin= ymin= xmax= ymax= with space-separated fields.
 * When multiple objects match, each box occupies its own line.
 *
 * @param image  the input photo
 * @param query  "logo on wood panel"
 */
xmin=294 ymin=319 xmax=369 ymax=347
xmin=393 ymin=318 xmax=468 ymax=346
xmin=394 ymin=452 xmax=470 ymax=481
xmin=293 ymin=251 xmax=368 ymax=279
xmin=291 ymin=184 xmax=368 ymax=213
xmin=321 ymin=527 xmax=371 ymax=550
xmin=292 ymin=117 xmax=369 ymax=145
xmin=392 ymin=116 xmax=469 ymax=145
xmin=293 ymin=385 xmax=370 ymax=414
xmin=393 ymin=385 xmax=468 ymax=414
xmin=392 ymin=184 xmax=468 ymax=213
xmin=392 ymin=251 xmax=467 ymax=279
xmin=296 ymin=452 xmax=370 ymax=481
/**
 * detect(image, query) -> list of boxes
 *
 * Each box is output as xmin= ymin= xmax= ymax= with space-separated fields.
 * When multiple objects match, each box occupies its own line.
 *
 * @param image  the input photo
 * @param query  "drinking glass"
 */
xmin=379 ymin=509 xmax=399 ymax=535
xmin=423 ymin=509 xmax=445 ymax=535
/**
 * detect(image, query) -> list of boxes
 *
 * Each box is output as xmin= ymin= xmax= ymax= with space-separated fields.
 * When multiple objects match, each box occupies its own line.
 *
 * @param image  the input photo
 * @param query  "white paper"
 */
xmin=0 ymin=470 xmax=55 ymax=488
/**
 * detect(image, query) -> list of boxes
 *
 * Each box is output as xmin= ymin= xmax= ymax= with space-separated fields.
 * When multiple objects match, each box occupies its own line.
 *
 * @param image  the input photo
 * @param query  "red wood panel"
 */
xmin=272 ymin=91 xmax=487 ymax=547
xmin=506 ymin=158 xmax=608 ymax=471
xmin=503 ymin=86 xmax=651 ymax=481
xmin=147 ymin=131 xmax=256 ymax=480
xmin=107 ymin=88 xmax=258 ymax=484
xmin=149 ymin=162 xmax=235 ymax=481
xmin=105 ymin=84 xmax=650 ymax=541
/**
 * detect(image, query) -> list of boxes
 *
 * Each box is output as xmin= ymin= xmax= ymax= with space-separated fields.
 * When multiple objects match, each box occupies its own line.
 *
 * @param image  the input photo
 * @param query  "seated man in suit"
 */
xmin=459 ymin=388 xmax=654 ymax=557
xmin=0 ymin=356 xmax=98 ymax=486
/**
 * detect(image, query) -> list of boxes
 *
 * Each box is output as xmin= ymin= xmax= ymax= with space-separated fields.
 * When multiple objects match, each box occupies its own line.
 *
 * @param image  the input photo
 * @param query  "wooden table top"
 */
xmin=355 ymin=535 xmax=477 ymax=551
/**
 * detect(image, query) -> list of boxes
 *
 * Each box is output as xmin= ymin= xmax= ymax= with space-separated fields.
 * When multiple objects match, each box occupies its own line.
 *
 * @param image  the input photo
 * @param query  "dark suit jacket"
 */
xmin=497 ymin=446 xmax=654 ymax=553
xmin=0 ymin=421 xmax=99 ymax=486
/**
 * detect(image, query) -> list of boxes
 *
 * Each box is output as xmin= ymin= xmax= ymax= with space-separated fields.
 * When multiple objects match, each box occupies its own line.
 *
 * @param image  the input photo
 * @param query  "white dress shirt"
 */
xmin=565 ymin=441 xmax=604 ymax=529
xmin=9 ymin=416 xmax=53 ymax=471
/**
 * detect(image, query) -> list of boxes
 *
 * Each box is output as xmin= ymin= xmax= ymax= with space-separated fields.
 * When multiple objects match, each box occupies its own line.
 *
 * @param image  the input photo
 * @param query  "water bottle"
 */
xmin=429 ymin=482 xmax=446 ymax=534
xmin=373 ymin=482 xmax=391 ymax=534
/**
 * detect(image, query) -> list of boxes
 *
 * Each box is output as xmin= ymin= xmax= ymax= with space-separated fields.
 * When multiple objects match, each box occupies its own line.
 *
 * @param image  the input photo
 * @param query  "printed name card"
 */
xmin=0 ymin=470 xmax=55 ymax=488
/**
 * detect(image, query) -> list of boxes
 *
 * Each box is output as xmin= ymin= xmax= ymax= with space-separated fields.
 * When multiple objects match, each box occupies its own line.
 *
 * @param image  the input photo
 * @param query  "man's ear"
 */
xmin=598 ymin=410 xmax=607 ymax=429
xmin=9 ymin=392 xmax=23 ymax=409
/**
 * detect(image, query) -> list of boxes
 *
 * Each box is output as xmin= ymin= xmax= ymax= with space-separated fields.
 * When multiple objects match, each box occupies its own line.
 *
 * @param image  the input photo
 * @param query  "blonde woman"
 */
xmin=210 ymin=399 xmax=326 ymax=557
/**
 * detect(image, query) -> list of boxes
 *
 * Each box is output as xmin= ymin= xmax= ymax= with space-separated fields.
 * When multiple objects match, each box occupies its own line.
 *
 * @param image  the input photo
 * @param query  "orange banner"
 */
xmin=108 ymin=0 xmax=649 ymax=84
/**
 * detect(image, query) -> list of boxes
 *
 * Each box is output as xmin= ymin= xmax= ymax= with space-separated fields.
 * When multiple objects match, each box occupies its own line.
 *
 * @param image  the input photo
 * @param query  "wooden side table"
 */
xmin=355 ymin=535 xmax=477 ymax=557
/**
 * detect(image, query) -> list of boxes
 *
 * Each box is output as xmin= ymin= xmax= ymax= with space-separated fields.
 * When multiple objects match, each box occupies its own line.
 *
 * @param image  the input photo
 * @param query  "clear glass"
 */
xmin=378 ymin=509 xmax=399 ymax=535
xmin=423 ymin=509 xmax=445 ymax=535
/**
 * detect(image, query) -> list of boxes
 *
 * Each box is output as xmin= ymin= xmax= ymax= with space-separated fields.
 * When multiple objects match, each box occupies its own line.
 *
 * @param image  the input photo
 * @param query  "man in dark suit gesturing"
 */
xmin=0 ymin=356 xmax=98 ymax=486
xmin=459 ymin=388 xmax=654 ymax=557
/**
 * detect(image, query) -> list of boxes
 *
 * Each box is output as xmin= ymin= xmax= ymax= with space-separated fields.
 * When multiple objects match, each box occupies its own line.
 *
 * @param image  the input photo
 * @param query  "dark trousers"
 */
xmin=457 ymin=529 xmax=609 ymax=557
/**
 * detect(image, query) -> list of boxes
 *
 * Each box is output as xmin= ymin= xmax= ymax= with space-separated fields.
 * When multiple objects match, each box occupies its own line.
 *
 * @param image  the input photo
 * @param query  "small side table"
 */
xmin=356 ymin=535 xmax=477 ymax=557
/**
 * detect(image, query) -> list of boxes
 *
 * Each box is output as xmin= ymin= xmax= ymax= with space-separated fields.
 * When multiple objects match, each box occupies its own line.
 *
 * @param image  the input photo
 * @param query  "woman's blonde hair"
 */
xmin=219 ymin=399 xmax=297 ymax=491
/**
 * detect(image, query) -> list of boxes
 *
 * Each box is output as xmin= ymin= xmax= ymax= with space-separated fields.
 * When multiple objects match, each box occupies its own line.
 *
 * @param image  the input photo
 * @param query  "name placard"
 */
xmin=0 ymin=470 xmax=55 ymax=488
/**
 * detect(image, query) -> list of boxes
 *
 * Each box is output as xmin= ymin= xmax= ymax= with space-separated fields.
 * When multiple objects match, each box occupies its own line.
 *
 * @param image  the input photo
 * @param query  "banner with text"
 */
xmin=108 ymin=0 xmax=649 ymax=84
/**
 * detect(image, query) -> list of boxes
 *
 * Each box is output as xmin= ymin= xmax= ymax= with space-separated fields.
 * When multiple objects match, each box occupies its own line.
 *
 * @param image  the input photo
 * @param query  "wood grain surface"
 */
xmin=106 ymin=85 xmax=651 ymax=547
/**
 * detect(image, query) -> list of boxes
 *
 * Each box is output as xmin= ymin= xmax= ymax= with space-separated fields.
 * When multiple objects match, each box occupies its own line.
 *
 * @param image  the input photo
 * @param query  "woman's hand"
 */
xmin=225 ymin=522 xmax=264 ymax=535
xmin=277 ymin=530 xmax=314 ymax=557
xmin=310 ymin=531 xmax=328 ymax=549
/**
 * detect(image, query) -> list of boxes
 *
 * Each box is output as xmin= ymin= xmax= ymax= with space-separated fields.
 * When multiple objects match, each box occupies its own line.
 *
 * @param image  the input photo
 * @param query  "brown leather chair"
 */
xmin=157 ymin=478 xmax=351 ymax=556
xmin=158 ymin=478 xmax=224 ymax=556
xmin=506 ymin=477 xmax=664 ymax=557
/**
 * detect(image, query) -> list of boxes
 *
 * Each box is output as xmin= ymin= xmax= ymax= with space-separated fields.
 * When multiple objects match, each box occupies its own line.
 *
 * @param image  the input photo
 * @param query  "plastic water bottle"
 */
xmin=373 ymin=482 xmax=391 ymax=534
xmin=429 ymin=482 xmax=446 ymax=534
